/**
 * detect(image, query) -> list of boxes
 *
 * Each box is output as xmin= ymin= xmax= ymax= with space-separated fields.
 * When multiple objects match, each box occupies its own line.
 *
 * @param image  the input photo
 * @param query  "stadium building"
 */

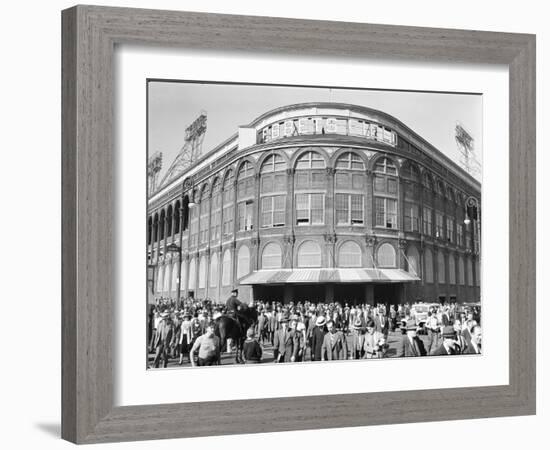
xmin=147 ymin=103 xmax=481 ymax=305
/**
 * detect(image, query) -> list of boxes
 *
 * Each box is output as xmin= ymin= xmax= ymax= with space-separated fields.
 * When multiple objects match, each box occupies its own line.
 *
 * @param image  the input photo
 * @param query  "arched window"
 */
xmin=222 ymin=170 xmax=234 ymax=238
xmin=199 ymin=185 xmax=210 ymax=244
xmin=237 ymin=162 xmax=254 ymax=231
xmin=261 ymin=153 xmax=286 ymax=175
xmin=198 ymin=255 xmax=207 ymax=289
xmin=156 ymin=265 xmax=164 ymax=293
xmin=335 ymin=152 xmax=365 ymax=226
xmin=377 ymin=243 xmax=396 ymax=267
xmin=373 ymin=157 xmax=398 ymax=230
xmin=297 ymin=241 xmax=322 ymax=267
xmin=163 ymin=264 xmax=171 ymax=292
xmin=406 ymin=246 xmax=420 ymax=276
xmin=166 ymin=205 xmax=173 ymax=237
xmin=295 ymin=151 xmax=326 ymax=170
xmin=260 ymin=154 xmax=286 ymax=228
xmin=222 ymin=249 xmax=232 ymax=286
xmin=189 ymin=189 xmax=199 ymax=246
xmin=458 ymin=256 xmax=465 ymax=285
xmin=374 ymin=157 xmax=397 ymax=175
xmin=338 ymin=241 xmax=362 ymax=267
xmin=437 ymin=250 xmax=446 ymax=284
xmin=174 ymin=201 xmax=181 ymax=235
xmin=159 ymin=209 xmax=166 ymax=240
xmin=153 ymin=213 xmax=159 ymax=242
xmin=180 ymin=259 xmax=187 ymax=292
xmin=295 ymin=151 xmax=326 ymax=226
xmin=237 ymin=161 xmax=254 ymax=199
xmin=402 ymin=161 xmax=420 ymax=182
xmin=188 ymin=258 xmax=196 ymax=290
xmin=171 ymin=263 xmax=179 ymax=292
xmin=210 ymin=253 xmax=219 ymax=287
xmin=335 ymin=152 xmax=364 ymax=170
xmin=237 ymin=245 xmax=250 ymax=279
xmin=210 ymin=179 xmax=221 ymax=243
xmin=448 ymin=254 xmax=456 ymax=285
xmin=466 ymin=258 xmax=474 ymax=286
xmin=424 ymin=248 xmax=434 ymax=283
xmin=261 ymin=243 xmax=282 ymax=269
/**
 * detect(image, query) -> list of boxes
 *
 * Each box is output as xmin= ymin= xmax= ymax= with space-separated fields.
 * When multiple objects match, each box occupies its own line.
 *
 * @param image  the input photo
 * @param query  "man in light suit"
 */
xmin=273 ymin=314 xmax=298 ymax=363
xmin=396 ymin=319 xmax=427 ymax=357
xmin=321 ymin=320 xmax=348 ymax=361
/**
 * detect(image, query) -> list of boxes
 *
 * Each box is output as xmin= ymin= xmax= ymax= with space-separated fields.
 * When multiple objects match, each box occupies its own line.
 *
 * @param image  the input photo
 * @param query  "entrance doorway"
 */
xmin=373 ymin=283 xmax=402 ymax=305
xmin=292 ymin=284 xmax=326 ymax=303
xmin=252 ymin=285 xmax=284 ymax=303
xmin=334 ymin=284 xmax=365 ymax=304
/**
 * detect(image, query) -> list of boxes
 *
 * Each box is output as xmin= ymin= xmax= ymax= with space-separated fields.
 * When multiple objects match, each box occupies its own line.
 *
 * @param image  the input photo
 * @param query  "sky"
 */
xmin=148 ymin=81 xmax=482 ymax=182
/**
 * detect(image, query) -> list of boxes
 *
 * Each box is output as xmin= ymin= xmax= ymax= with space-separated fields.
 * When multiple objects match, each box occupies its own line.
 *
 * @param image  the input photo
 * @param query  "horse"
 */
xmin=215 ymin=305 xmax=258 ymax=364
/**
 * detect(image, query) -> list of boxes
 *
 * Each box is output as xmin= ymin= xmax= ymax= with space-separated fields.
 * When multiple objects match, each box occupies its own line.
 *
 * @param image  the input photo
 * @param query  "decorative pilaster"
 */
xmin=285 ymin=168 xmax=295 ymax=231
xmin=325 ymin=167 xmax=336 ymax=233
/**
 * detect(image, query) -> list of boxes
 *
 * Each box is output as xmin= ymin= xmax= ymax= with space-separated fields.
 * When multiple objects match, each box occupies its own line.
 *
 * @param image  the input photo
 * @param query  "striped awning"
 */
xmin=239 ymin=268 xmax=420 ymax=285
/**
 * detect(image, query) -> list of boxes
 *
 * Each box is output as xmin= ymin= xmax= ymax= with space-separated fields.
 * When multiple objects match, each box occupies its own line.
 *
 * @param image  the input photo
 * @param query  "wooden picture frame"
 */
xmin=61 ymin=5 xmax=536 ymax=444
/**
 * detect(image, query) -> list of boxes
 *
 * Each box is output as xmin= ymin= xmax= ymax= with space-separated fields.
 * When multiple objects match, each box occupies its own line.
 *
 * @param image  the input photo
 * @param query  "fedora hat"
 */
xmin=315 ymin=316 xmax=326 ymax=327
xmin=353 ymin=318 xmax=363 ymax=330
xmin=405 ymin=319 xmax=417 ymax=330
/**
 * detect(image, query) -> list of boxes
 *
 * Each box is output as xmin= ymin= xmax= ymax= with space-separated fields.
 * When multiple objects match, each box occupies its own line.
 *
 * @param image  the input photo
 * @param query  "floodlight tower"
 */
xmin=158 ymin=112 xmax=208 ymax=188
xmin=147 ymin=151 xmax=163 ymax=194
xmin=455 ymin=122 xmax=481 ymax=179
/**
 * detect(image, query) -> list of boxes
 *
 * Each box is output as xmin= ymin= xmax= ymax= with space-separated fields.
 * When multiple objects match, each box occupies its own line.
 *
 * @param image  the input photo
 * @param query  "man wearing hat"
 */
xmin=431 ymin=326 xmax=458 ymax=356
xmin=273 ymin=313 xmax=299 ymax=363
xmin=310 ymin=315 xmax=327 ymax=362
xmin=225 ymin=288 xmax=242 ymax=318
xmin=396 ymin=319 xmax=427 ymax=357
xmin=350 ymin=318 xmax=366 ymax=359
xmin=321 ymin=320 xmax=348 ymax=361
xmin=151 ymin=311 xmax=175 ymax=368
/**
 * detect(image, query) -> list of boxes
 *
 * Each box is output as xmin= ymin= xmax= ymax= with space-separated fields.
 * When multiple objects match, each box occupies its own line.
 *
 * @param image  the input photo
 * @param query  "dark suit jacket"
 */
xmin=321 ymin=331 xmax=348 ymax=360
xmin=153 ymin=320 xmax=175 ymax=348
xmin=273 ymin=328 xmax=299 ymax=362
xmin=396 ymin=335 xmax=427 ymax=357
xmin=310 ymin=326 xmax=326 ymax=361
xmin=463 ymin=341 xmax=481 ymax=355
xmin=431 ymin=343 xmax=457 ymax=356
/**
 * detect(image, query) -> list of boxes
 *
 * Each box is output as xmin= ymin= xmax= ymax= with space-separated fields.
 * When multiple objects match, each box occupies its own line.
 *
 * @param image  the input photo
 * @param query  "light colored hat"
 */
xmin=353 ymin=318 xmax=363 ymax=330
xmin=405 ymin=319 xmax=417 ymax=330
xmin=316 ymin=316 xmax=326 ymax=327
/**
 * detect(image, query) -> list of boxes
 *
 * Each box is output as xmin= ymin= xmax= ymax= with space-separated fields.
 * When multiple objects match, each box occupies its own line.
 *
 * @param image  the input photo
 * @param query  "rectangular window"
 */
xmin=375 ymin=197 xmax=397 ymax=229
xmin=457 ymin=223 xmax=464 ymax=246
xmin=261 ymin=195 xmax=285 ymax=228
xmin=238 ymin=201 xmax=254 ymax=231
xmin=374 ymin=175 xmax=385 ymax=192
xmin=423 ymin=207 xmax=433 ymax=236
xmin=336 ymin=194 xmax=364 ymax=225
xmin=404 ymin=202 xmax=419 ymax=232
xmin=446 ymin=217 xmax=455 ymax=243
xmin=435 ymin=212 xmax=444 ymax=239
xmin=387 ymin=178 xmax=398 ymax=194
xmin=335 ymin=194 xmax=348 ymax=225
xmin=295 ymin=193 xmax=325 ymax=226
xmin=222 ymin=205 xmax=233 ymax=237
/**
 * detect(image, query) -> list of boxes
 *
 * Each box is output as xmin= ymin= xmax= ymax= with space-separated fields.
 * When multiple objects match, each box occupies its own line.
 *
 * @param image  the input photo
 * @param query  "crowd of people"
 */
xmin=147 ymin=291 xmax=482 ymax=368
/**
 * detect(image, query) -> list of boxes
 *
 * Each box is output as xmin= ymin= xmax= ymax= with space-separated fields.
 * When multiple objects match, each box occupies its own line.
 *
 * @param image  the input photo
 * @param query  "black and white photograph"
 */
xmin=146 ymin=81 xmax=482 ymax=369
